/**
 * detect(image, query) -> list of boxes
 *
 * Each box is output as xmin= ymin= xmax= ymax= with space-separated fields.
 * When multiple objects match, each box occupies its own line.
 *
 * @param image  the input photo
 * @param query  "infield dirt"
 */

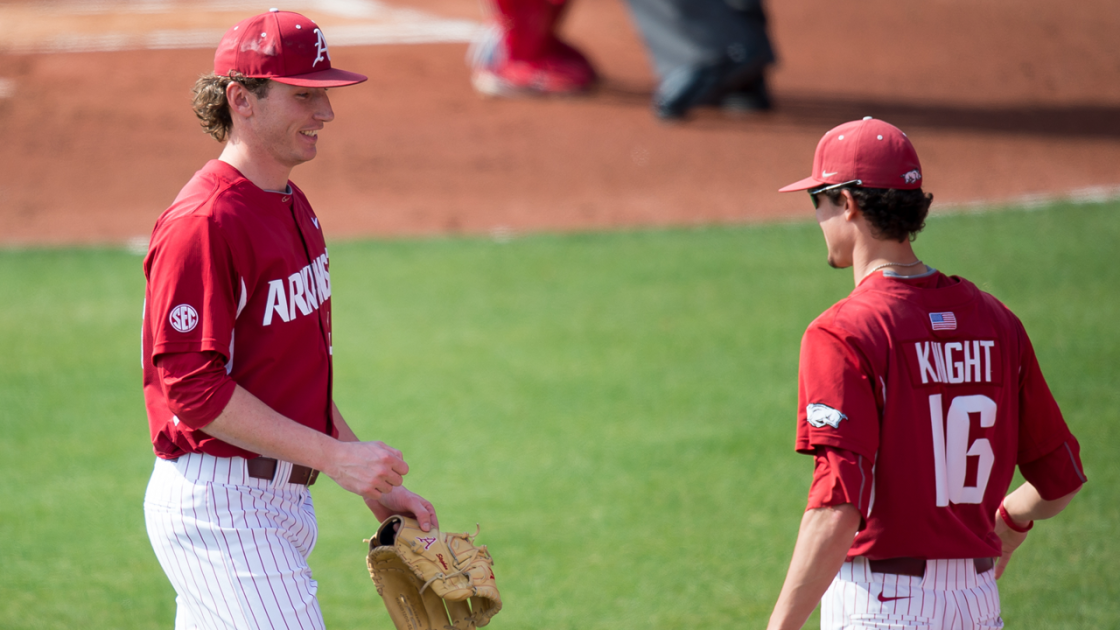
xmin=1 ymin=0 xmax=1118 ymax=245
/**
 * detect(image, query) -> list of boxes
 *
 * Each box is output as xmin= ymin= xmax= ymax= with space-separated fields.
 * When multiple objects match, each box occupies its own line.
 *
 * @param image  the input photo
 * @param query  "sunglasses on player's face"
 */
xmin=808 ymin=179 xmax=862 ymax=209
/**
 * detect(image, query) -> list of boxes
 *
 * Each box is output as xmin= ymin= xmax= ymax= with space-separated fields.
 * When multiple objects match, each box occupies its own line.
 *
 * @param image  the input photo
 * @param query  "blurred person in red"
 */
xmin=468 ymin=0 xmax=597 ymax=96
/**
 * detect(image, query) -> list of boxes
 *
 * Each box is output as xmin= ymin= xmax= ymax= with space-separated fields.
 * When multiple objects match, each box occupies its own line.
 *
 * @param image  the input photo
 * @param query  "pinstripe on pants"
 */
xmin=821 ymin=557 xmax=1003 ymax=630
xmin=144 ymin=453 xmax=324 ymax=630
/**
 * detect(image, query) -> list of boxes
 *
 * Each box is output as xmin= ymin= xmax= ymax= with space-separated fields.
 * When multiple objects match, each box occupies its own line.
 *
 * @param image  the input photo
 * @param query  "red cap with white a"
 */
xmin=779 ymin=117 xmax=923 ymax=192
xmin=213 ymin=9 xmax=367 ymax=87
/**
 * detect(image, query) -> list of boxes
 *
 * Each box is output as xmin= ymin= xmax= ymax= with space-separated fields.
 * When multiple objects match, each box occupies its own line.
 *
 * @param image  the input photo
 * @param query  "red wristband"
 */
xmin=999 ymin=502 xmax=1034 ymax=533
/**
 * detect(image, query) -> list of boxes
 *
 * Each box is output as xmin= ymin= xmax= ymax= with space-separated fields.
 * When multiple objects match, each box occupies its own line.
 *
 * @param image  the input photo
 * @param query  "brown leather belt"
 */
xmin=868 ymin=556 xmax=994 ymax=577
xmin=247 ymin=457 xmax=319 ymax=486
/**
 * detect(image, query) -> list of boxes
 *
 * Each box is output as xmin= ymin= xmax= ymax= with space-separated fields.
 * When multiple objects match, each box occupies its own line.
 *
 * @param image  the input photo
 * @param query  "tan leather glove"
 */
xmin=367 ymin=515 xmax=502 ymax=629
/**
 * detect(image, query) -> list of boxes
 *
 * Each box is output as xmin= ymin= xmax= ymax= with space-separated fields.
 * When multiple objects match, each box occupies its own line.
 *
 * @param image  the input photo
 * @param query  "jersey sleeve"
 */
xmin=1019 ymin=437 xmax=1087 ymax=500
xmin=145 ymin=215 xmax=238 ymax=361
xmin=806 ymin=446 xmax=875 ymax=525
xmin=1012 ymin=319 xmax=1086 ymax=499
xmin=155 ymin=351 xmax=238 ymax=430
xmin=795 ymin=322 xmax=881 ymax=460
xmin=1015 ymin=324 xmax=1075 ymax=463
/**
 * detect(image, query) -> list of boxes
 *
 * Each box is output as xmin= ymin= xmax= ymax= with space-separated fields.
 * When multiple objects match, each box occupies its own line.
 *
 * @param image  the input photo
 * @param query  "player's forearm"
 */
xmin=768 ymin=504 xmax=861 ymax=630
xmin=1002 ymin=482 xmax=1079 ymax=524
xmin=202 ymin=386 xmax=409 ymax=500
xmin=201 ymin=384 xmax=340 ymax=471
xmin=332 ymin=402 xmax=360 ymax=442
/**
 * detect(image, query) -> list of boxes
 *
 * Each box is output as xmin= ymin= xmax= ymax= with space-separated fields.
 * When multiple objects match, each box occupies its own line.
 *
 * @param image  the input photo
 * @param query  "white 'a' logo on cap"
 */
xmin=313 ymin=29 xmax=330 ymax=67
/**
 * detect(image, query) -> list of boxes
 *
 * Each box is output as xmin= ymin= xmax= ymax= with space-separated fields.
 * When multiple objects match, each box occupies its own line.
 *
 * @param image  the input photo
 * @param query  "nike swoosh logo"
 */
xmin=822 ymin=171 xmax=839 ymax=177
xmin=312 ymin=218 xmax=319 ymax=229
xmin=878 ymin=593 xmax=912 ymax=603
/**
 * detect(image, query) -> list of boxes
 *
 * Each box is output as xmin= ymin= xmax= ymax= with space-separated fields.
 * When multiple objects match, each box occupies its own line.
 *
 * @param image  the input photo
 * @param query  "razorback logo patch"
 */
xmin=805 ymin=403 xmax=847 ymax=429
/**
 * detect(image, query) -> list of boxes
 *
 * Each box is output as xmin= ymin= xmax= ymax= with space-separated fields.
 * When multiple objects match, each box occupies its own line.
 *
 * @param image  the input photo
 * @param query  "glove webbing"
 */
xmin=420 ymin=529 xmax=484 ymax=595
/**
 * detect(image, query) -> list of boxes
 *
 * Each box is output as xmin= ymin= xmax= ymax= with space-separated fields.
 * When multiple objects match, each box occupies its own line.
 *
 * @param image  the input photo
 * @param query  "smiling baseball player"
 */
xmin=766 ymin=118 xmax=1086 ymax=630
xmin=141 ymin=10 xmax=436 ymax=629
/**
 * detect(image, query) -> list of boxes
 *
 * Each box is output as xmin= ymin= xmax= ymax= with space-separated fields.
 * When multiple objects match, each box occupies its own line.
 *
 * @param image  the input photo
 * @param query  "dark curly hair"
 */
xmin=191 ymin=73 xmax=271 ymax=142
xmin=819 ymin=187 xmax=933 ymax=242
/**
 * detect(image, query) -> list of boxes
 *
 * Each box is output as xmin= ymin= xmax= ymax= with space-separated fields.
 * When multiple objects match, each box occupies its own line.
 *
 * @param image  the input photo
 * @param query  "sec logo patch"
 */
xmin=169 ymin=304 xmax=199 ymax=333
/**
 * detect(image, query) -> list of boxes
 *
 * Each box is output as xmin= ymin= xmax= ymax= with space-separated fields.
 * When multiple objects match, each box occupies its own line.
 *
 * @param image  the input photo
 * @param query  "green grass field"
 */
xmin=1 ymin=201 xmax=1116 ymax=629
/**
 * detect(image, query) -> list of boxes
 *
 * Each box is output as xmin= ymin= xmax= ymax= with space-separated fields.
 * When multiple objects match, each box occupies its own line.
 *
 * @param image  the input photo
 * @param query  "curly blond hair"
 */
xmin=191 ymin=73 xmax=271 ymax=142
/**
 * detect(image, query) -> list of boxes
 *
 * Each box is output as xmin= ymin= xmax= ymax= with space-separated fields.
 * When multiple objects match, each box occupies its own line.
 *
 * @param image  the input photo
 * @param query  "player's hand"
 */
xmin=993 ymin=508 xmax=1030 ymax=580
xmin=326 ymin=440 xmax=409 ymax=499
xmin=364 ymin=486 xmax=439 ymax=532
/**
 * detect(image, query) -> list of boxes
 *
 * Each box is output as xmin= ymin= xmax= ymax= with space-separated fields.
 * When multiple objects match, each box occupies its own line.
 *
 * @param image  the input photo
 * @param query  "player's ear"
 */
xmin=840 ymin=189 xmax=862 ymax=222
xmin=226 ymin=81 xmax=254 ymax=119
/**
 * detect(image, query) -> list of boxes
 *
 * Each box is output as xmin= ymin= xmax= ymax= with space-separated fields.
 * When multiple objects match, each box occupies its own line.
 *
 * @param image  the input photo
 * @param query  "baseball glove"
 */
xmin=366 ymin=515 xmax=501 ymax=630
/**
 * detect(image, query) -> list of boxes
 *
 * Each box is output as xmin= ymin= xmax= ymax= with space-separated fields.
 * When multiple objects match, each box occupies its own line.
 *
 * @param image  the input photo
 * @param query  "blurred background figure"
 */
xmin=468 ymin=0 xmax=599 ymax=96
xmin=625 ymin=0 xmax=776 ymax=119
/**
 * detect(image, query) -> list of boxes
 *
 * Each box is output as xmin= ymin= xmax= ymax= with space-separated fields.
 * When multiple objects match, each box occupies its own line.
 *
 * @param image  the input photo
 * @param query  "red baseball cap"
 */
xmin=778 ymin=117 xmax=923 ymax=192
xmin=213 ymin=9 xmax=367 ymax=87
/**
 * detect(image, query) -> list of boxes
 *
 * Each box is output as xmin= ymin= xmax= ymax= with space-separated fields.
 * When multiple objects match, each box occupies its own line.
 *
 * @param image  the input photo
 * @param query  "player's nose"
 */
xmin=315 ymin=92 xmax=335 ymax=122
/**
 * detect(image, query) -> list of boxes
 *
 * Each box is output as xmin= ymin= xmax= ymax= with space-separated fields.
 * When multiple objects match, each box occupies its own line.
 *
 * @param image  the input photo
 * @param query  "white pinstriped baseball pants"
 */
xmin=821 ymin=557 xmax=1002 ymax=630
xmin=144 ymin=453 xmax=325 ymax=630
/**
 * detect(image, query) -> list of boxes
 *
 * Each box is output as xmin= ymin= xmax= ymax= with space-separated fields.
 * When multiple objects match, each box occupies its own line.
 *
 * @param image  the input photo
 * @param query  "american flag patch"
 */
xmin=929 ymin=312 xmax=957 ymax=330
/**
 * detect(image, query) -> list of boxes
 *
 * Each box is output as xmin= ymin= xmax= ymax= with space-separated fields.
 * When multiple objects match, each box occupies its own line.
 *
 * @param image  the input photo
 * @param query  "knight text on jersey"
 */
xmin=910 ymin=339 xmax=1002 ymax=386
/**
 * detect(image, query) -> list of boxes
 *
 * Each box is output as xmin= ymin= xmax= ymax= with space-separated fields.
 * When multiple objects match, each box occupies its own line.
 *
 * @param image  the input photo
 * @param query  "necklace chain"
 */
xmin=867 ymin=260 xmax=924 ymax=276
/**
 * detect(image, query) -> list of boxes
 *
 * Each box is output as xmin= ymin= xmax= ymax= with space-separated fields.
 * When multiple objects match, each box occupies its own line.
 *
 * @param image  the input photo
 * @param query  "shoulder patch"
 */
xmin=805 ymin=403 xmax=847 ymax=429
xmin=169 ymin=304 xmax=199 ymax=333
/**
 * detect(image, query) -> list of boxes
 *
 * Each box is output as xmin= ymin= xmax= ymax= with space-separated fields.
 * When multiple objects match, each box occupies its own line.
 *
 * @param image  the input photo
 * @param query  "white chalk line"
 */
xmin=0 ymin=0 xmax=482 ymax=53
xmin=934 ymin=184 xmax=1120 ymax=216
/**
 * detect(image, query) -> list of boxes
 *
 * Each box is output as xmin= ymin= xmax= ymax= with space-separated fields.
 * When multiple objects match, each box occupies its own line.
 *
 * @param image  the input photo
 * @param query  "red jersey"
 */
xmin=796 ymin=270 xmax=1084 ymax=560
xmin=142 ymin=160 xmax=337 ymax=459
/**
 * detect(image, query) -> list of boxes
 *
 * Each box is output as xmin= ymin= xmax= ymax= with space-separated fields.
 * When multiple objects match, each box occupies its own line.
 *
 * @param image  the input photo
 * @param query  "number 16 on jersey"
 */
xmin=929 ymin=394 xmax=997 ymax=507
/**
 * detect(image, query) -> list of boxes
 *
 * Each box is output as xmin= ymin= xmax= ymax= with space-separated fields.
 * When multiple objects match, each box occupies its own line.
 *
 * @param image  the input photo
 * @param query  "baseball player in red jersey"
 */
xmin=766 ymin=118 xmax=1086 ymax=630
xmin=141 ymin=10 xmax=437 ymax=629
